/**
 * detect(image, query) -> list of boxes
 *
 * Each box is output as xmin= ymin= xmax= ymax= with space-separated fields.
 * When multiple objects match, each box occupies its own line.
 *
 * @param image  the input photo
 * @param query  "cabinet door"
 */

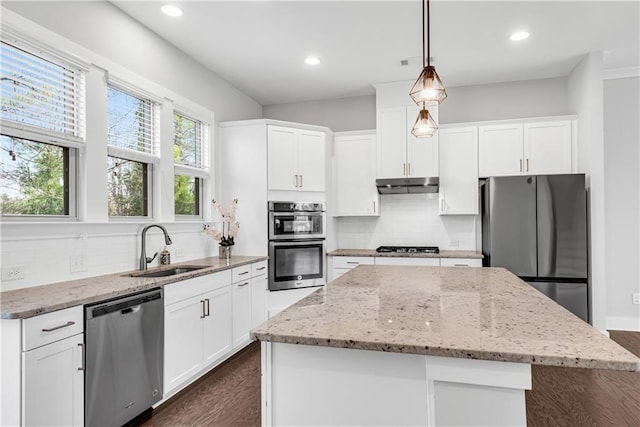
xmin=334 ymin=134 xmax=379 ymax=216
xmin=439 ymin=126 xmax=479 ymax=215
xmin=203 ymin=285 xmax=233 ymax=365
xmin=524 ymin=120 xmax=572 ymax=175
xmin=232 ymin=281 xmax=252 ymax=349
xmin=377 ymin=107 xmax=408 ymax=179
xmin=251 ymin=273 xmax=268 ymax=328
xmin=478 ymin=124 xmax=524 ymax=177
xmin=23 ymin=334 xmax=84 ymax=427
xmin=406 ymin=106 xmax=439 ymax=177
xmin=297 ymin=130 xmax=326 ymax=191
xmin=268 ymin=125 xmax=298 ymax=190
xmin=164 ymin=296 xmax=205 ymax=393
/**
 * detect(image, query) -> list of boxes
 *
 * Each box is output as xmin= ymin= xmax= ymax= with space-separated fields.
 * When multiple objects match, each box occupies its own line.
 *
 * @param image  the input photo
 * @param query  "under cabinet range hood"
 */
xmin=376 ymin=177 xmax=439 ymax=194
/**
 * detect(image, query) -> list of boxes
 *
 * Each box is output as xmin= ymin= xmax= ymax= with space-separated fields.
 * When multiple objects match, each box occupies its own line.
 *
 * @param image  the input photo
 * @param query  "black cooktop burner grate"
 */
xmin=375 ymin=246 xmax=440 ymax=254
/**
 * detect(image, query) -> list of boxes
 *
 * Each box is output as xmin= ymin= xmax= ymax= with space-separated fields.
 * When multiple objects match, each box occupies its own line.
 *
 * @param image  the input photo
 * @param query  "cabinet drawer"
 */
xmin=251 ymin=260 xmax=268 ymax=277
xmin=23 ymin=306 xmax=83 ymax=351
xmin=440 ymin=258 xmax=483 ymax=267
xmin=232 ymin=264 xmax=252 ymax=283
xmin=165 ymin=270 xmax=232 ymax=306
xmin=332 ymin=256 xmax=375 ymax=269
xmin=375 ymin=257 xmax=440 ymax=266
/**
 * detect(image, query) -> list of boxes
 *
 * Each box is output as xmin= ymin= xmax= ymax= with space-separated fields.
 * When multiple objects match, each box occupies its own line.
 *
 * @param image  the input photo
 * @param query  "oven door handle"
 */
xmin=269 ymin=239 xmax=325 ymax=247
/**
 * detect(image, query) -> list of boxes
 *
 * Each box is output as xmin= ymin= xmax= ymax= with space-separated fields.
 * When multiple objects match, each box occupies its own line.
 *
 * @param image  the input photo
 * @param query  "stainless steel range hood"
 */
xmin=376 ymin=177 xmax=439 ymax=194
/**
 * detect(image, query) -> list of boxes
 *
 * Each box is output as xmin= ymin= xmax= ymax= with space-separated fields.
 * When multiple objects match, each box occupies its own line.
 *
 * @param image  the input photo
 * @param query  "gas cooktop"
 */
xmin=375 ymin=246 xmax=440 ymax=254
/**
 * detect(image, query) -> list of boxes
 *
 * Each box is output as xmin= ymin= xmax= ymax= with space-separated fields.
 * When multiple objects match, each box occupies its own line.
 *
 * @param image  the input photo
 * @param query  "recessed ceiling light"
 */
xmin=161 ymin=5 xmax=183 ymax=17
xmin=510 ymin=31 xmax=530 ymax=41
xmin=305 ymin=57 xmax=320 ymax=65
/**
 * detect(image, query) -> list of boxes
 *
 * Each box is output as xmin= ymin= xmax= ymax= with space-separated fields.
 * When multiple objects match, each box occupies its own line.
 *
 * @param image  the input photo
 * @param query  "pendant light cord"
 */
xmin=427 ymin=0 xmax=431 ymax=67
xmin=422 ymin=0 xmax=426 ymax=67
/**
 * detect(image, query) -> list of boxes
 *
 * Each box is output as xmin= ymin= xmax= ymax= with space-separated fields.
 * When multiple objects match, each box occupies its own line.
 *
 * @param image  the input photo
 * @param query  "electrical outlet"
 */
xmin=632 ymin=293 xmax=640 ymax=305
xmin=449 ymin=240 xmax=460 ymax=248
xmin=70 ymin=255 xmax=87 ymax=273
xmin=1 ymin=265 xmax=25 ymax=281
xmin=202 ymin=222 xmax=214 ymax=231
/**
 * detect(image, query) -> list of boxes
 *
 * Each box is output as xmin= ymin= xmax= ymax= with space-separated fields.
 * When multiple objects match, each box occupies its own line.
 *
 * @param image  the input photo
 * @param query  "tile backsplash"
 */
xmin=337 ymin=194 xmax=479 ymax=250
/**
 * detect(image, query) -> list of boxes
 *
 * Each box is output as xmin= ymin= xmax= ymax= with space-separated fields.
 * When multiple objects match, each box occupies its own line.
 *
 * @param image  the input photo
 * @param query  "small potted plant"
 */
xmin=205 ymin=198 xmax=240 ymax=260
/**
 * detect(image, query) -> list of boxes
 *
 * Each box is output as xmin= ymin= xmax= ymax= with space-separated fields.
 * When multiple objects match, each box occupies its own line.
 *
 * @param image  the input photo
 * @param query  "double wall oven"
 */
xmin=268 ymin=201 xmax=325 ymax=291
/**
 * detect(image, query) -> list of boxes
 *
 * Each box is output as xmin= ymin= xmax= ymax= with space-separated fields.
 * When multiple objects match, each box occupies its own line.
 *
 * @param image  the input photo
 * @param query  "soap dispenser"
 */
xmin=159 ymin=246 xmax=171 ymax=265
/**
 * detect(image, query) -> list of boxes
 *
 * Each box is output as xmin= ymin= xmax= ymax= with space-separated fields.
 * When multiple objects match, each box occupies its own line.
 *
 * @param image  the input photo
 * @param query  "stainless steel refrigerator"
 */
xmin=482 ymin=174 xmax=589 ymax=322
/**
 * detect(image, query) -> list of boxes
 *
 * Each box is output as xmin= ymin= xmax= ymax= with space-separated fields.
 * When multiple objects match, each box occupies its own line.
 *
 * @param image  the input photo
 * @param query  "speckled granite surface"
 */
xmin=252 ymin=265 xmax=640 ymax=371
xmin=0 ymin=256 xmax=266 ymax=319
xmin=327 ymin=249 xmax=483 ymax=259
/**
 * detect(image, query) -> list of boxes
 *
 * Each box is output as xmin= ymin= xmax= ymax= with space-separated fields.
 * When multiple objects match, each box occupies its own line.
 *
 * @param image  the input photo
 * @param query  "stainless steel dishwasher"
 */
xmin=85 ymin=288 xmax=164 ymax=426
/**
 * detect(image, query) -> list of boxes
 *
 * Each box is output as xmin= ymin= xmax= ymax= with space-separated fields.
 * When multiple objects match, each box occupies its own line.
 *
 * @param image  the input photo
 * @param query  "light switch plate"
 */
xmin=70 ymin=255 xmax=87 ymax=273
xmin=1 ymin=266 xmax=25 ymax=281
xmin=632 ymin=293 xmax=640 ymax=305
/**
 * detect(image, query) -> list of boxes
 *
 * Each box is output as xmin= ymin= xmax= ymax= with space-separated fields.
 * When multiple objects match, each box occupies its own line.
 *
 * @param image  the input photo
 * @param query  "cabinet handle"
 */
xmin=42 ymin=321 xmax=75 ymax=332
xmin=238 ymin=282 xmax=249 ymax=287
xmin=78 ymin=343 xmax=84 ymax=371
xmin=300 ymin=174 xmax=303 ymax=188
xmin=441 ymin=199 xmax=445 ymax=212
xmin=519 ymin=159 xmax=523 ymax=172
xmin=205 ymin=298 xmax=210 ymax=317
xmin=256 ymin=266 xmax=266 ymax=271
xmin=200 ymin=300 xmax=206 ymax=318
xmin=403 ymin=163 xmax=406 ymax=176
xmin=454 ymin=263 xmax=469 ymax=267
xmin=526 ymin=158 xmax=529 ymax=172
xmin=294 ymin=174 xmax=299 ymax=187
xmin=346 ymin=261 xmax=360 ymax=265
xmin=373 ymin=200 xmax=376 ymax=214
xmin=238 ymin=271 xmax=249 ymax=276
xmin=408 ymin=162 xmax=411 ymax=176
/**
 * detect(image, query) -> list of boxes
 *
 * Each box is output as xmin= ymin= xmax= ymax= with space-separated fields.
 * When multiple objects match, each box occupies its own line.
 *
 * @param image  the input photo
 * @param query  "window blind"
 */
xmin=0 ymin=41 xmax=85 ymax=142
xmin=107 ymin=84 xmax=159 ymax=156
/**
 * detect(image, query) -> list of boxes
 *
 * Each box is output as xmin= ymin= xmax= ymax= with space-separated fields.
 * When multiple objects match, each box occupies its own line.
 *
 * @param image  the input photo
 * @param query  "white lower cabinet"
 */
xmin=331 ymin=256 xmax=375 ymax=281
xmin=232 ymin=279 xmax=252 ymax=349
xmin=251 ymin=272 xmax=268 ymax=328
xmin=440 ymin=258 xmax=483 ymax=267
xmin=23 ymin=333 xmax=84 ymax=426
xmin=202 ymin=286 xmax=233 ymax=365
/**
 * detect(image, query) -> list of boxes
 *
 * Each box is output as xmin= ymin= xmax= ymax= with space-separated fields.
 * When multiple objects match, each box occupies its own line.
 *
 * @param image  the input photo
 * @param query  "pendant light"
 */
xmin=411 ymin=103 xmax=438 ymax=138
xmin=409 ymin=0 xmax=447 ymax=107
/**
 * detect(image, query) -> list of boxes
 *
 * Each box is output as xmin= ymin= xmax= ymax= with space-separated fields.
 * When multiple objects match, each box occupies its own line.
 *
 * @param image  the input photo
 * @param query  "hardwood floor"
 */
xmin=143 ymin=332 xmax=640 ymax=426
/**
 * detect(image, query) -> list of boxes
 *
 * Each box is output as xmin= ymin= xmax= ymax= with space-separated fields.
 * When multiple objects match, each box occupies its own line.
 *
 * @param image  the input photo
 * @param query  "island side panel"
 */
xmin=266 ymin=342 xmax=430 ymax=426
xmin=261 ymin=342 xmax=533 ymax=427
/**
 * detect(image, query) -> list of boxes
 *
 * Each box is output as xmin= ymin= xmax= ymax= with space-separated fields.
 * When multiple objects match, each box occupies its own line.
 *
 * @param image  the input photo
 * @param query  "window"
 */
xmin=173 ymin=111 xmax=208 ymax=217
xmin=106 ymin=83 xmax=159 ymax=217
xmin=0 ymin=39 xmax=84 ymax=217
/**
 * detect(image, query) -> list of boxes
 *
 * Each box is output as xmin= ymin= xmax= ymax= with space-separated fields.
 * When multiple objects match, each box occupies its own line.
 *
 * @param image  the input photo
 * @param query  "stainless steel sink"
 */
xmin=129 ymin=265 xmax=207 ymax=278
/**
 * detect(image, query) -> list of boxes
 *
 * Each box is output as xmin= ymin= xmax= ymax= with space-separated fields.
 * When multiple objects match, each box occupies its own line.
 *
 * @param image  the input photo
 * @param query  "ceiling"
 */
xmin=112 ymin=1 xmax=640 ymax=106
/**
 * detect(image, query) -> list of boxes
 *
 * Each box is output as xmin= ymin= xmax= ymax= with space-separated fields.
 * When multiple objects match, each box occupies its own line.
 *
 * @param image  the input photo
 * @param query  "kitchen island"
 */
xmin=251 ymin=265 xmax=639 ymax=426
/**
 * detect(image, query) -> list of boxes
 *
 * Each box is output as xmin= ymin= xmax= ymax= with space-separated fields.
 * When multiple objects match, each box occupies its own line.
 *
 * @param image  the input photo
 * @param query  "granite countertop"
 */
xmin=252 ymin=265 xmax=640 ymax=372
xmin=0 ymin=256 xmax=267 ymax=319
xmin=327 ymin=248 xmax=483 ymax=259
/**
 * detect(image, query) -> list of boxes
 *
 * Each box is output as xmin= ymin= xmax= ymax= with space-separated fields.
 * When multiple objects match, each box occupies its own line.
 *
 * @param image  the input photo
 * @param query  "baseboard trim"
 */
xmin=606 ymin=316 xmax=640 ymax=332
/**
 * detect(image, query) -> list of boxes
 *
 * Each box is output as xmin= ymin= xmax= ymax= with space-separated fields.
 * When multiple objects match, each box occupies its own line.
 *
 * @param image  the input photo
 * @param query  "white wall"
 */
xmin=567 ymin=52 xmax=606 ymax=332
xmin=439 ymin=77 xmax=569 ymax=124
xmin=603 ymin=76 xmax=640 ymax=330
xmin=0 ymin=4 xmax=261 ymax=291
xmin=263 ymin=95 xmax=376 ymax=132
xmin=337 ymin=195 xmax=477 ymax=251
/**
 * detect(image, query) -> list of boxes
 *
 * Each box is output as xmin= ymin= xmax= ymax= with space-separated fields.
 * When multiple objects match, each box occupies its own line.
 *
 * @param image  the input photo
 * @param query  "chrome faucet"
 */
xmin=139 ymin=224 xmax=173 ymax=270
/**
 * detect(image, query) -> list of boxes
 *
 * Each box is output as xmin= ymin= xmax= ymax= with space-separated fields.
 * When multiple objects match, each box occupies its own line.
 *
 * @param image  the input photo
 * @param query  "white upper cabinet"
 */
xmin=377 ymin=107 xmax=438 ymax=179
xmin=267 ymin=125 xmax=325 ymax=192
xmin=478 ymin=123 xmax=524 ymax=177
xmin=438 ymin=126 xmax=479 ymax=215
xmin=478 ymin=118 xmax=574 ymax=177
xmin=334 ymin=132 xmax=379 ymax=217
xmin=524 ymin=120 xmax=572 ymax=175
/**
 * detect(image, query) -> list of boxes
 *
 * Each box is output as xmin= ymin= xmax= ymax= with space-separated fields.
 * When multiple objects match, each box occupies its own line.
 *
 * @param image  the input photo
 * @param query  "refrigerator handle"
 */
xmin=537 ymin=176 xmax=557 ymax=277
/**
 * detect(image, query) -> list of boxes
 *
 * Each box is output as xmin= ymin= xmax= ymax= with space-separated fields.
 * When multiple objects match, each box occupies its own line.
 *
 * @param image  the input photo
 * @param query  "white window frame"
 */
xmin=173 ymin=107 xmax=210 ymax=220
xmin=106 ymin=79 xmax=160 ymax=219
xmin=0 ymin=30 xmax=87 ymax=220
